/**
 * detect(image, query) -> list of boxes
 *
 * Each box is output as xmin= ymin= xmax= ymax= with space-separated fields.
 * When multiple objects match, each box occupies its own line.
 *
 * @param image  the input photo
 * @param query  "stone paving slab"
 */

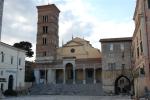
xmin=3 ymin=95 xmax=132 ymax=100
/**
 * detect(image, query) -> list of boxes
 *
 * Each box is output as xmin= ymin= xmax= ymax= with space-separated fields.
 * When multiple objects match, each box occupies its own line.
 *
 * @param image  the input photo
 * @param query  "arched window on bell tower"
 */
xmin=45 ymin=16 xmax=46 ymax=22
xmin=43 ymin=26 xmax=45 ymax=33
xmin=46 ymin=26 xmax=48 ymax=33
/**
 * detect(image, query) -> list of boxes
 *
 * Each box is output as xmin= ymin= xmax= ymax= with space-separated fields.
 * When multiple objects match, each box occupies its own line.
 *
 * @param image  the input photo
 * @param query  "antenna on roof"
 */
xmin=48 ymin=0 xmax=50 ymax=5
xmin=62 ymin=39 xmax=63 ymax=46
xmin=72 ymin=34 xmax=74 ymax=40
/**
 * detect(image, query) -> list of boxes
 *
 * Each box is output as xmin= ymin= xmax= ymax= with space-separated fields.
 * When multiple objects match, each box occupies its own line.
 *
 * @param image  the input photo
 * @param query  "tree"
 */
xmin=13 ymin=41 xmax=34 ymax=57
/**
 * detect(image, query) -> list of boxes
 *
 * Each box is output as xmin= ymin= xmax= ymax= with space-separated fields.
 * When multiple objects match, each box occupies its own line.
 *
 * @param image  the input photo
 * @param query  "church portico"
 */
xmin=34 ymin=62 xmax=102 ymax=85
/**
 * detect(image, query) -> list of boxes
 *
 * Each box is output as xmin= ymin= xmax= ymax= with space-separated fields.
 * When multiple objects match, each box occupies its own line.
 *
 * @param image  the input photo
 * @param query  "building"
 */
xmin=0 ymin=0 xmax=4 ymax=42
xmin=34 ymin=4 xmax=102 ymax=84
xmin=99 ymin=37 xmax=133 ymax=94
xmin=132 ymin=0 xmax=150 ymax=98
xmin=0 ymin=42 xmax=26 ymax=91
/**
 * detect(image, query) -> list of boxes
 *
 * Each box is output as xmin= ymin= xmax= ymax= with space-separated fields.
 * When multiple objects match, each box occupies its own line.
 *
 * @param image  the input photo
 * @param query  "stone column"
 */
xmin=73 ymin=68 xmax=76 ymax=84
xmin=83 ymin=68 xmax=86 ymax=84
xmin=34 ymin=69 xmax=40 ymax=84
xmin=63 ymin=69 xmax=66 ymax=84
xmin=94 ymin=68 xmax=96 ymax=83
xmin=53 ymin=69 xmax=56 ymax=84
xmin=47 ymin=69 xmax=52 ymax=84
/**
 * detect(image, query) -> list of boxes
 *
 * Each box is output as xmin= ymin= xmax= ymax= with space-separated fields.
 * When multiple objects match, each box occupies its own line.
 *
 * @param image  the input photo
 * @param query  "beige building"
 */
xmin=34 ymin=4 xmax=102 ymax=84
xmin=132 ymin=0 xmax=150 ymax=98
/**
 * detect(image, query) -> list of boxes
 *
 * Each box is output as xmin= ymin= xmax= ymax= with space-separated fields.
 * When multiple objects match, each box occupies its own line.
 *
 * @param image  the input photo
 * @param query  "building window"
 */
xmin=137 ymin=47 xmax=139 ymax=57
xmin=140 ymin=41 xmax=143 ymax=53
xmin=148 ymin=0 xmax=150 ymax=9
xmin=11 ymin=57 xmax=13 ymax=64
xmin=121 ymin=52 xmax=124 ymax=58
xmin=120 ymin=43 xmax=124 ymax=50
xmin=120 ymin=79 xmax=124 ymax=84
xmin=43 ymin=51 xmax=46 ymax=56
xmin=43 ymin=38 xmax=46 ymax=45
xmin=1 ymin=71 xmax=3 ymax=75
xmin=108 ymin=63 xmax=115 ymax=70
xmin=110 ymin=53 xmax=114 ymax=58
xmin=1 ymin=83 xmax=3 ymax=90
xmin=46 ymin=26 xmax=48 ymax=33
xmin=110 ymin=44 xmax=113 ymax=50
xmin=122 ymin=64 xmax=125 ymax=70
xmin=1 ymin=54 xmax=4 ymax=62
xmin=19 ymin=59 xmax=21 ymax=65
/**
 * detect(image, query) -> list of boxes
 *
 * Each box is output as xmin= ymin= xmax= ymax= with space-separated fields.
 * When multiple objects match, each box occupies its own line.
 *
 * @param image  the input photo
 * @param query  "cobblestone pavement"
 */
xmin=4 ymin=95 xmax=133 ymax=100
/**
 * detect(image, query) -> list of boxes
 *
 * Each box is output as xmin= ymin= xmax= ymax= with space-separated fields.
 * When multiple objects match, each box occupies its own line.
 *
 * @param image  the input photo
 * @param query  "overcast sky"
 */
xmin=1 ymin=0 xmax=136 ymax=61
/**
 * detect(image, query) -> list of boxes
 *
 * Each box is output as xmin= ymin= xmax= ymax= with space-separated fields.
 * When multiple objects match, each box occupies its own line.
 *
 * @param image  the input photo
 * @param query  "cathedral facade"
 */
xmin=34 ymin=4 xmax=102 ymax=84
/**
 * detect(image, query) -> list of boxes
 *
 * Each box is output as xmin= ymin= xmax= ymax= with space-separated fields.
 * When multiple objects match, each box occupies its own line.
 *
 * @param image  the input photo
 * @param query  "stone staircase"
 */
xmin=29 ymin=83 xmax=108 ymax=96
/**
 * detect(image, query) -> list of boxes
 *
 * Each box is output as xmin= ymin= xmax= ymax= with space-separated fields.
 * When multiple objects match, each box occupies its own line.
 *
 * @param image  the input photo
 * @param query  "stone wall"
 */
xmin=100 ymin=39 xmax=133 ymax=93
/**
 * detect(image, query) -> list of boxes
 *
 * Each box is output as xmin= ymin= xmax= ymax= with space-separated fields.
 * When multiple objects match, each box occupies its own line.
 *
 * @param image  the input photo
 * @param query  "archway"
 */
xmin=66 ymin=63 xmax=73 ymax=79
xmin=8 ymin=75 xmax=13 ymax=90
xmin=114 ymin=75 xmax=131 ymax=95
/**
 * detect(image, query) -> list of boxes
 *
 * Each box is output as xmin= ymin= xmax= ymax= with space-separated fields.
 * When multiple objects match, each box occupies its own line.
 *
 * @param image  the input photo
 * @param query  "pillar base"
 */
xmin=63 ymin=81 xmax=66 ymax=84
xmin=73 ymin=82 xmax=76 ymax=84
xmin=53 ymin=80 xmax=56 ymax=84
xmin=94 ymin=80 xmax=96 ymax=83
xmin=83 ymin=80 xmax=86 ymax=84
xmin=44 ymin=81 xmax=47 ymax=84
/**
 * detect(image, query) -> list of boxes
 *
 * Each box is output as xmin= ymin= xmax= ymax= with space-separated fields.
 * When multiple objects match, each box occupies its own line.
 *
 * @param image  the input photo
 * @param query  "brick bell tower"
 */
xmin=35 ymin=4 xmax=60 ymax=63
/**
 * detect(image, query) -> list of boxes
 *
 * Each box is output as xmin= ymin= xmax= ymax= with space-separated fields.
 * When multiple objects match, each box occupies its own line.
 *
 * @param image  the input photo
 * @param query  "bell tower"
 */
xmin=35 ymin=4 xmax=60 ymax=63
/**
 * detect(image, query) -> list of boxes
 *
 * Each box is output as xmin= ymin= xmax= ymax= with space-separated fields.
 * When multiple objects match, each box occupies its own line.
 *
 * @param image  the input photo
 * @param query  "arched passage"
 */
xmin=114 ymin=75 xmax=131 ymax=95
xmin=66 ymin=63 xmax=73 ymax=79
xmin=8 ymin=75 xmax=13 ymax=90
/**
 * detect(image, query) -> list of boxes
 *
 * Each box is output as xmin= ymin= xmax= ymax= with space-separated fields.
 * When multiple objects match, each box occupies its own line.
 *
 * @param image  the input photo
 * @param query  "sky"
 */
xmin=1 ymin=0 xmax=136 ymax=61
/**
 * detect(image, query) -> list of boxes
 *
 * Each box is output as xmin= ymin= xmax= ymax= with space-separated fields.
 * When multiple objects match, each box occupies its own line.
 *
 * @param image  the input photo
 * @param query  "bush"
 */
xmin=4 ymin=89 xmax=17 ymax=96
xmin=25 ymin=73 xmax=35 ymax=82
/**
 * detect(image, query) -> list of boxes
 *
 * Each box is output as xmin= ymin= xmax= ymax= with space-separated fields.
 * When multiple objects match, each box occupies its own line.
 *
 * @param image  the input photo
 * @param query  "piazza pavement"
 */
xmin=3 ymin=95 xmax=133 ymax=100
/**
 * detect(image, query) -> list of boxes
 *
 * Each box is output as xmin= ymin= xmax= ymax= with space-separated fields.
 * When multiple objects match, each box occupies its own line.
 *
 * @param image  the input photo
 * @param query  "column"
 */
xmin=34 ymin=69 xmax=40 ymax=84
xmin=63 ymin=69 xmax=66 ymax=84
xmin=44 ymin=69 xmax=47 ymax=84
xmin=73 ymin=69 xmax=76 ymax=84
xmin=83 ymin=68 xmax=86 ymax=84
xmin=53 ymin=69 xmax=56 ymax=84
xmin=47 ymin=69 xmax=52 ymax=84
xmin=94 ymin=68 xmax=96 ymax=83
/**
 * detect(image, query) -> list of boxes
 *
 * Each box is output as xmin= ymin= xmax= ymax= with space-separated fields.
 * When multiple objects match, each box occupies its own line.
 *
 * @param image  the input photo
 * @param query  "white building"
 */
xmin=0 ymin=42 xmax=26 ymax=91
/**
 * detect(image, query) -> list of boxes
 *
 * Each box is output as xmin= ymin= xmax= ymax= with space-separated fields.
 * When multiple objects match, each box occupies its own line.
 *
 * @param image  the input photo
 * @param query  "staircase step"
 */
xmin=29 ymin=83 xmax=107 ymax=96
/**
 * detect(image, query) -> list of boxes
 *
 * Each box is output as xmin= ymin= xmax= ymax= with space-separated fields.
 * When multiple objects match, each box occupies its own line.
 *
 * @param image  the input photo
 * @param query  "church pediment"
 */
xmin=63 ymin=41 xmax=83 ymax=47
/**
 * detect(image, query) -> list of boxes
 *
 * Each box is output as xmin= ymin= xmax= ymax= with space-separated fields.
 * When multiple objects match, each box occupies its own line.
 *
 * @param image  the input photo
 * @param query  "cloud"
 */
xmin=1 ymin=0 xmax=135 ymax=61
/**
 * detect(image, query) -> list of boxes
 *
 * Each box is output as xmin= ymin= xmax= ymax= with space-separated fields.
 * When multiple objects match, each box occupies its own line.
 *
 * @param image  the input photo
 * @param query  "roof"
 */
xmin=99 ymin=37 xmax=132 ymax=42
xmin=0 ymin=42 xmax=27 ymax=52
xmin=36 ymin=4 xmax=60 ymax=13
